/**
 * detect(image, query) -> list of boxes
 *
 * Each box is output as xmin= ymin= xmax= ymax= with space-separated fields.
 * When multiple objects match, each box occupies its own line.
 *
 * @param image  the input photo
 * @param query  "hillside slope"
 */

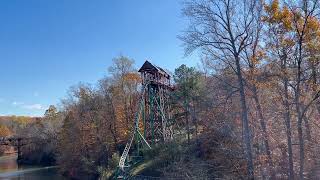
xmin=113 ymin=127 xmax=247 ymax=179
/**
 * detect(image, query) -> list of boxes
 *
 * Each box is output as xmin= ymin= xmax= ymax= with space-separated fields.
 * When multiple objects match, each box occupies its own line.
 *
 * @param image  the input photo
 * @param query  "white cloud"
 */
xmin=23 ymin=104 xmax=47 ymax=110
xmin=11 ymin=101 xmax=47 ymax=111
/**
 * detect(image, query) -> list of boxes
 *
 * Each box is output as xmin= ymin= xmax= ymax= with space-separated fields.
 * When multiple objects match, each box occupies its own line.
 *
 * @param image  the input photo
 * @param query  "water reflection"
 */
xmin=0 ymin=154 xmax=67 ymax=180
xmin=0 ymin=155 xmax=18 ymax=173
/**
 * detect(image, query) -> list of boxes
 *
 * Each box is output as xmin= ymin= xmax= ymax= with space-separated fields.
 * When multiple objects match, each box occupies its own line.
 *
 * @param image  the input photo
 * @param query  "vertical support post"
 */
xmin=136 ymin=132 xmax=140 ymax=157
xmin=156 ymin=93 xmax=161 ymax=141
xmin=143 ymin=86 xmax=146 ymax=139
xmin=149 ymin=87 xmax=155 ymax=145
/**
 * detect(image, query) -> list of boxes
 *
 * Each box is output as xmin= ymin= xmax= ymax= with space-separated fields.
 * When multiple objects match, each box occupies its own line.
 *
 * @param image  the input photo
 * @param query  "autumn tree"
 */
xmin=57 ymin=56 xmax=141 ymax=178
xmin=238 ymin=2 xmax=277 ymax=177
xmin=58 ymin=84 xmax=115 ymax=178
xmin=0 ymin=124 xmax=12 ymax=155
xmin=107 ymin=55 xmax=140 ymax=140
xmin=263 ymin=1 xmax=296 ymax=178
xmin=181 ymin=0 xmax=263 ymax=177
xmin=264 ymin=0 xmax=320 ymax=178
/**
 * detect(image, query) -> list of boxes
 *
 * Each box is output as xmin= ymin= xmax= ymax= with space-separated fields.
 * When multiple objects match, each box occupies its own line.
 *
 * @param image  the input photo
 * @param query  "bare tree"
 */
xmin=289 ymin=0 xmax=320 ymax=178
xmin=180 ymin=0 xmax=261 ymax=178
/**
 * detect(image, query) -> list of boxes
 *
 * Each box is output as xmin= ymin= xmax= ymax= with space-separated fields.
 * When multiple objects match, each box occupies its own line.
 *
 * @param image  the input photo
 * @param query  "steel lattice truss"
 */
xmin=118 ymin=61 xmax=173 ymax=172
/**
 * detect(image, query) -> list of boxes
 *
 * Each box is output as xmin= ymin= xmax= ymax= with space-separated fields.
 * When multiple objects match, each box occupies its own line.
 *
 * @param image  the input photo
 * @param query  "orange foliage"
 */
xmin=0 ymin=124 xmax=11 ymax=137
xmin=123 ymin=72 xmax=141 ymax=82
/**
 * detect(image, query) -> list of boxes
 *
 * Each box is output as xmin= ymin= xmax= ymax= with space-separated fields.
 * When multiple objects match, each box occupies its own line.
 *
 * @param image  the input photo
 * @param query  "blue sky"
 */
xmin=0 ymin=0 xmax=199 ymax=117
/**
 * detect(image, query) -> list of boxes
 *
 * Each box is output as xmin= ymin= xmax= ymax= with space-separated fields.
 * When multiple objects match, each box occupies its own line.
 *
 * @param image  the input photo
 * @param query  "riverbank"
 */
xmin=0 ymin=154 xmax=66 ymax=180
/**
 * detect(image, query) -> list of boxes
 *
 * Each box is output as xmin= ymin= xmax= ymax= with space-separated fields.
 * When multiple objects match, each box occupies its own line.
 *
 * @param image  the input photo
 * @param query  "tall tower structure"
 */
xmin=118 ymin=60 xmax=173 ymax=172
xmin=139 ymin=60 xmax=173 ymax=144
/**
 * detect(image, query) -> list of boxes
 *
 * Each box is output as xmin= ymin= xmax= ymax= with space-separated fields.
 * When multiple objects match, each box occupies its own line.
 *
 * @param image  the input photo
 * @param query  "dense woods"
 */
xmin=1 ymin=0 xmax=320 ymax=179
xmin=179 ymin=0 xmax=320 ymax=179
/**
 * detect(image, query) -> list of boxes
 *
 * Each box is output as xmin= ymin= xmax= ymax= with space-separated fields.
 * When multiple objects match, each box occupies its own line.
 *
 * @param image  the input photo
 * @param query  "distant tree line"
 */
xmin=1 ymin=0 xmax=320 ymax=179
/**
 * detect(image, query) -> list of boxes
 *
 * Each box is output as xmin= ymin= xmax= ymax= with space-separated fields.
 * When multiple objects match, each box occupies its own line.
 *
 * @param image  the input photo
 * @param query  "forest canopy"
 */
xmin=1 ymin=0 xmax=320 ymax=179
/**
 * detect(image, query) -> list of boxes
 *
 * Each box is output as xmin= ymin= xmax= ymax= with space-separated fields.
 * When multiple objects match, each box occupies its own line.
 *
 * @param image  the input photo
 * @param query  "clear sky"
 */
xmin=0 ymin=0 xmax=199 ymax=116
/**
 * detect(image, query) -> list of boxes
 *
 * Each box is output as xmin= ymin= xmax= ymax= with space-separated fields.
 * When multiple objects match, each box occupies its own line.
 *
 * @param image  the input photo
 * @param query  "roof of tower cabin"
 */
xmin=138 ymin=60 xmax=170 ymax=78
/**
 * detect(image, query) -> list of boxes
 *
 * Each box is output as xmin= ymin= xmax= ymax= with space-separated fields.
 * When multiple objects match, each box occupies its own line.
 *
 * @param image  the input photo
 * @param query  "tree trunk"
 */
xmin=185 ymin=99 xmax=190 ymax=144
xmin=109 ymin=96 xmax=119 ymax=151
xmin=297 ymin=40 xmax=305 ymax=179
xmin=252 ymin=85 xmax=275 ymax=178
xmin=311 ymin=61 xmax=320 ymax=117
xmin=297 ymin=114 xmax=304 ymax=179
xmin=192 ymin=104 xmax=198 ymax=135
xmin=235 ymin=56 xmax=254 ymax=179
xmin=186 ymin=109 xmax=190 ymax=144
xmin=303 ymin=117 xmax=311 ymax=141
xmin=284 ymin=77 xmax=294 ymax=180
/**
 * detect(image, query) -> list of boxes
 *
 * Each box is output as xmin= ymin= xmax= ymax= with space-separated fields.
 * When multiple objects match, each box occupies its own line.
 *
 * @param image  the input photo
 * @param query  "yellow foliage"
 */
xmin=0 ymin=124 xmax=11 ymax=137
xmin=282 ymin=7 xmax=292 ymax=30
xmin=270 ymin=0 xmax=279 ymax=11
xmin=306 ymin=17 xmax=319 ymax=30
xmin=264 ymin=0 xmax=292 ymax=30
xmin=249 ymin=49 xmax=266 ymax=68
xmin=282 ymin=38 xmax=295 ymax=47
xmin=123 ymin=72 xmax=141 ymax=82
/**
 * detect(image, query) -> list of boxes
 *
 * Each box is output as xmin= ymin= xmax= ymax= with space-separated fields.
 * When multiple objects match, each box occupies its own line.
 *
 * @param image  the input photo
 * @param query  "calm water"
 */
xmin=0 ymin=154 xmax=67 ymax=180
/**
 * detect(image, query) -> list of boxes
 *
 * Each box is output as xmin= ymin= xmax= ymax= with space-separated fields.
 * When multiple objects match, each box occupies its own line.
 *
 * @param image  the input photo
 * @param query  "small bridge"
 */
xmin=0 ymin=137 xmax=29 ymax=160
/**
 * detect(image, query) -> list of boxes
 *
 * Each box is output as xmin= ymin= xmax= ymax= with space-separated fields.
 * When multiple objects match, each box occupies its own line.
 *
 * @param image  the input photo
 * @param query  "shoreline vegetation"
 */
xmin=1 ymin=56 xmax=247 ymax=179
xmin=2 ymin=0 xmax=320 ymax=179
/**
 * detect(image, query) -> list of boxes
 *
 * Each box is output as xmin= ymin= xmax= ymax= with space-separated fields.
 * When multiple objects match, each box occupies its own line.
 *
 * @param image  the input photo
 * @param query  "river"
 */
xmin=0 ymin=154 xmax=67 ymax=180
